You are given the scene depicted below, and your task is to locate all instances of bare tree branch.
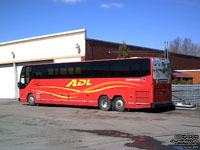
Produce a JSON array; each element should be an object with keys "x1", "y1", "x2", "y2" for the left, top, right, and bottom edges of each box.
[{"x1": 169, "y1": 37, "x2": 200, "y2": 56}]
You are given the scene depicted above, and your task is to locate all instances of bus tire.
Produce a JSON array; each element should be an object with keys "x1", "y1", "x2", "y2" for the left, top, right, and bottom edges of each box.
[
  {"x1": 28, "y1": 94, "x2": 36, "y2": 106},
  {"x1": 113, "y1": 97, "x2": 125, "y2": 112},
  {"x1": 99, "y1": 96, "x2": 111, "y2": 111}
]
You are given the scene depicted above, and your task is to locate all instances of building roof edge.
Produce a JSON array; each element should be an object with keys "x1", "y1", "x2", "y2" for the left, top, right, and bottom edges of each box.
[{"x1": 0, "y1": 29, "x2": 86, "y2": 46}]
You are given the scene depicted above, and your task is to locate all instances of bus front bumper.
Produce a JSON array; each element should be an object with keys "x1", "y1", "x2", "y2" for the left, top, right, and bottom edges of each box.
[{"x1": 151, "y1": 101, "x2": 173, "y2": 108}]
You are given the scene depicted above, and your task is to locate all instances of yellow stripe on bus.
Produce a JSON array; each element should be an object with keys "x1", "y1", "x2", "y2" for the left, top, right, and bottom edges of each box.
[
  {"x1": 83, "y1": 85, "x2": 133, "y2": 93},
  {"x1": 34, "y1": 86, "x2": 80, "y2": 92},
  {"x1": 32, "y1": 90, "x2": 76, "y2": 99}
]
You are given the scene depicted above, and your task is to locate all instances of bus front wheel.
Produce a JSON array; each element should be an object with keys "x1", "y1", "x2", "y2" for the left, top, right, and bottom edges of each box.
[
  {"x1": 113, "y1": 97, "x2": 125, "y2": 112},
  {"x1": 99, "y1": 96, "x2": 111, "y2": 111},
  {"x1": 28, "y1": 94, "x2": 36, "y2": 106}
]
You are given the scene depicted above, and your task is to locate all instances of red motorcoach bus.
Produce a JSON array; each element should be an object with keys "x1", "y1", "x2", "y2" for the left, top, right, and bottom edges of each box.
[{"x1": 18, "y1": 57, "x2": 172, "y2": 111}]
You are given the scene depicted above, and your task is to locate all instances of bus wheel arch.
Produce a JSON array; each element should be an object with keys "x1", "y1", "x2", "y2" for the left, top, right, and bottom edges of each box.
[
  {"x1": 113, "y1": 96, "x2": 125, "y2": 112},
  {"x1": 27, "y1": 93, "x2": 36, "y2": 106},
  {"x1": 98, "y1": 95, "x2": 111, "y2": 111}
]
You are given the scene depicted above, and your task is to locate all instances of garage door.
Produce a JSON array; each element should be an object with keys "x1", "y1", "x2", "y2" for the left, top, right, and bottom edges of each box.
[
  {"x1": 0, "y1": 64, "x2": 15, "y2": 99},
  {"x1": 0, "y1": 60, "x2": 53, "y2": 99}
]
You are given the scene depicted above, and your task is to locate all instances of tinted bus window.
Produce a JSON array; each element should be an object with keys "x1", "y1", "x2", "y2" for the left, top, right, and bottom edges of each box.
[
  {"x1": 30, "y1": 59, "x2": 151, "y2": 79},
  {"x1": 82, "y1": 61, "x2": 109, "y2": 78},
  {"x1": 68, "y1": 67, "x2": 74, "y2": 76},
  {"x1": 129, "y1": 59, "x2": 150, "y2": 77},
  {"x1": 55, "y1": 68, "x2": 59, "y2": 77},
  {"x1": 47, "y1": 68, "x2": 54, "y2": 78},
  {"x1": 75, "y1": 67, "x2": 81, "y2": 76},
  {"x1": 60, "y1": 67, "x2": 67, "y2": 77},
  {"x1": 32, "y1": 65, "x2": 46, "y2": 79},
  {"x1": 94, "y1": 61, "x2": 109, "y2": 77},
  {"x1": 110, "y1": 60, "x2": 129, "y2": 77}
]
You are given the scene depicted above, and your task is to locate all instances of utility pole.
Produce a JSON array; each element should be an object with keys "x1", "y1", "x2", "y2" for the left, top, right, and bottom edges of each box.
[{"x1": 164, "y1": 41, "x2": 169, "y2": 59}]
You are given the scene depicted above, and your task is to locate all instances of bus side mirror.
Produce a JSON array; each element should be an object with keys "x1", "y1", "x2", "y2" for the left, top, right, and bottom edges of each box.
[{"x1": 18, "y1": 82, "x2": 22, "y2": 88}]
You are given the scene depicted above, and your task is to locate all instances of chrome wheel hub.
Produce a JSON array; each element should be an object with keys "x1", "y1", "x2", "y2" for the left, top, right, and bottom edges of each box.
[
  {"x1": 29, "y1": 97, "x2": 34, "y2": 104},
  {"x1": 101, "y1": 100, "x2": 108, "y2": 108},
  {"x1": 116, "y1": 100, "x2": 123, "y2": 109}
]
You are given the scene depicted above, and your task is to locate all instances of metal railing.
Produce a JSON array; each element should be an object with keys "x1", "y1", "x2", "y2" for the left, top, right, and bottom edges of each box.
[{"x1": 172, "y1": 84, "x2": 200, "y2": 106}]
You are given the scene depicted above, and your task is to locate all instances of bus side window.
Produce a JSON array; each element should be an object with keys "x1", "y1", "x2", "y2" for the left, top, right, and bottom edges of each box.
[
  {"x1": 35, "y1": 72, "x2": 43, "y2": 78},
  {"x1": 110, "y1": 60, "x2": 129, "y2": 77},
  {"x1": 75, "y1": 67, "x2": 81, "y2": 77},
  {"x1": 82, "y1": 63, "x2": 91, "y2": 78},
  {"x1": 141, "y1": 60, "x2": 150, "y2": 76},
  {"x1": 92, "y1": 62, "x2": 109, "y2": 77},
  {"x1": 55, "y1": 68, "x2": 59, "y2": 78},
  {"x1": 130, "y1": 60, "x2": 143, "y2": 77},
  {"x1": 130, "y1": 59, "x2": 150, "y2": 77},
  {"x1": 47, "y1": 68, "x2": 54, "y2": 78},
  {"x1": 32, "y1": 66, "x2": 47, "y2": 79},
  {"x1": 60, "y1": 68, "x2": 67, "y2": 78},
  {"x1": 68, "y1": 67, "x2": 74, "y2": 77}
]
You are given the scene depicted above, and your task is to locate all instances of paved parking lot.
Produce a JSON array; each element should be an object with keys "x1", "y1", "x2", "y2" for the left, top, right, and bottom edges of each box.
[{"x1": 0, "y1": 99, "x2": 200, "y2": 150}]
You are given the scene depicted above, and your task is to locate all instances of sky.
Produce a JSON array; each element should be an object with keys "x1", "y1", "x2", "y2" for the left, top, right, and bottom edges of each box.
[{"x1": 0, "y1": 0, "x2": 200, "y2": 50}]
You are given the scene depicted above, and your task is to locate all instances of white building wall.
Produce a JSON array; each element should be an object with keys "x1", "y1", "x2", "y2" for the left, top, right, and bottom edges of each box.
[
  {"x1": 0, "y1": 29, "x2": 86, "y2": 63},
  {"x1": 0, "y1": 29, "x2": 86, "y2": 99}
]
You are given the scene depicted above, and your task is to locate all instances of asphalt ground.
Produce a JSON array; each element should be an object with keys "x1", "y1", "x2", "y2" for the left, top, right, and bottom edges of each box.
[{"x1": 0, "y1": 99, "x2": 200, "y2": 150}]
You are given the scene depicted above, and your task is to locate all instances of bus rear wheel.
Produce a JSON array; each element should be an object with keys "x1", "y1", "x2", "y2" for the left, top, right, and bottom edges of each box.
[
  {"x1": 28, "y1": 94, "x2": 36, "y2": 106},
  {"x1": 99, "y1": 96, "x2": 111, "y2": 111},
  {"x1": 113, "y1": 97, "x2": 125, "y2": 112}
]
